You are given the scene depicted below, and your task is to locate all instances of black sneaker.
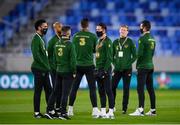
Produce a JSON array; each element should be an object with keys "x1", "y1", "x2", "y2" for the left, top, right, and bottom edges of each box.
[
  {"x1": 44, "y1": 112, "x2": 59, "y2": 119},
  {"x1": 145, "y1": 110, "x2": 157, "y2": 116},
  {"x1": 55, "y1": 109, "x2": 61, "y2": 115},
  {"x1": 34, "y1": 113, "x2": 44, "y2": 118},
  {"x1": 44, "y1": 113, "x2": 54, "y2": 119},
  {"x1": 59, "y1": 113, "x2": 71, "y2": 120}
]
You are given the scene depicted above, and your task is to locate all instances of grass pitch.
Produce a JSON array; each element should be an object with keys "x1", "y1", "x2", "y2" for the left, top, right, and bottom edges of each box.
[{"x1": 0, "y1": 89, "x2": 180, "y2": 124}]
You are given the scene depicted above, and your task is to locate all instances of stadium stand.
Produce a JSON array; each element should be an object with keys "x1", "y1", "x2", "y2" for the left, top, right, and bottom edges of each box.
[
  {"x1": 0, "y1": 0, "x2": 180, "y2": 71},
  {"x1": 0, "y1": 0, "x2": 180, "y2": 56}
]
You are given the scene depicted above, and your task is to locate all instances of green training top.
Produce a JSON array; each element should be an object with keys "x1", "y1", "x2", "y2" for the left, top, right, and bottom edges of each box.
[
  {"x1": 47, "y1": 35, "x2": 60, "y2": 71},
  {"x1": 95, "y1": 36, "x2": 113, "y2": 71},
  {"x1": 136, "y1": 33, "x2": 156, "y2": 69},
  {"x1": 31, "y1": 33, "x2": 50, "y2": 72},
  {"x1": 113, "y1": 37, "x2": 137, "y2": 71},
  {"x1": 54, "y1": 38, "x2": 76, "y2": 73},
  {"x1": 72, "y1": 31, "x2": 97, "y2": 66}
]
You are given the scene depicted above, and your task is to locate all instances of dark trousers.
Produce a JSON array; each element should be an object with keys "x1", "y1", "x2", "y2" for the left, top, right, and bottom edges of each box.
[
  {"x1": 32, "y1": 68, "x2": 52, "y2": 113},
  {"x1": 112, "y1": 69, "x2": 132, "y2": 111},
  {"x1": 97, "y1": 70, "x2": 114, "y2": 109},
  {"x1": 50, "y1": 70, "x2": 61, "y2": 109},
  {"x1": 137, "y1": 69, "x2": 156, "y2": 109},
  {"x1": 69, "y1": 65, "x2": 97, "y2": 107},
  {"x1": 47, "y1": 73, "x2": 73, "y2": 114}
]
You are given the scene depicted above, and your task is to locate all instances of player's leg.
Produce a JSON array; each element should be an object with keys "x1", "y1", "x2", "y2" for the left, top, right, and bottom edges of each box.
[
  {"x1": 129, "y1": 69, "x2": 147, "y2": 116},
  {"x1": 68, "y1": 67, "x2": 83, "y2": 116},
  {"x1": 32, "y1": 68, "x2": 44, "y2": 118},
  {"x1": 85, "y1": 66, "x2": 100, "y2": 118},
  {"x1": 104, "y1": 72, "x2": 115, "y2": 119},
  {"x1": 145, "y1": 69, "x2": 156, "y2": 116},
  {"x1": 43, "y1": 72, "x2": 53, "y2": 104},
  {"x1": 51, "y1": 70, "x2": 61, "y2": 111},
  {"x1": 85, "y1": 66, "x2": 98, "y2": 108},
  {"x1": 68, "y1": 70, "x2": 83, "y2": 106},
  {"x1": 44, "y1": 73, "x2": 61, "y2": 119},
  {"x1": 97, "y1": 78, "x2": 106, "y2": 118},
  {"x1": 122, "y1": 69, "x2": 132, "y2": 114},
  {"x1": 137, "y1": 69, "x2": 147, "y2": 109},
  {"x1": 111, "y1": 71, "x2": 121, "y2": 110},
  {"x1": 59, "y1": 73, "x2": 74, "y2": 120}
]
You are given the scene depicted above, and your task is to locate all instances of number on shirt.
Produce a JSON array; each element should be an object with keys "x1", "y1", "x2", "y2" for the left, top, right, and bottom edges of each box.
[
  {"x1": 79, "y1": 38, "x2": 86, "y2": 46},
  {"x1": 58, "y1": 48, "x2": 63, "y2": 56}
]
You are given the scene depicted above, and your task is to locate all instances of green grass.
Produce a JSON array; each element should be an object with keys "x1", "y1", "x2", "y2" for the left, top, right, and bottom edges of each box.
[{"x1": 0, "y1": 89, "x2": 180, "y2": 124}]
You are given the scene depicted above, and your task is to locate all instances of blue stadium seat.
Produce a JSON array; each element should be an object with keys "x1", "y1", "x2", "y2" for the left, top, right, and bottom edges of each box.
[{"x1": 0, "y1": 0, "x2": 49, "y2": 47}]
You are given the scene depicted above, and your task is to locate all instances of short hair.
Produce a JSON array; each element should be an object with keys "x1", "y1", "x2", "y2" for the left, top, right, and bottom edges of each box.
[
  {"x1": 34, "y1": 19, "x2": 46, "y2": 30},
  {"x1": 53, "y1": 22, "x2": 61, "y2": 28},
  {"x1": 97, "y1": 22, "x2": 107, "y2": 31},
  {"x1": 61, "y1": 26, "x2": 71, "y2": 35},
  {"x1": 81, "y1": 18, "x2": 89, "y2": 28},
  {"x1": 141, "y1": 20, "x2": 151, "y2": 31},
  {"x1": 120, "y1": 25, "x2": 129, "y2": 31}
]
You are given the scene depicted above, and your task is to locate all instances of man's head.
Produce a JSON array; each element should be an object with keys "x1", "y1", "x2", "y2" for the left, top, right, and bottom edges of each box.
[
  {"x1": 34, "y1": 19, "x2": 48, "y2": 35},
  {"x1": 96, "y1": 23, "x2": 107, "y2": 38},
  {"x1": 119, "y1": 25, "x2": 128, "y2": 38},
  {"x1": 61, "y1": 26, "x2": 71, "y2": 38},
  {"x1": 53, "y1": 22, "x2": 62, "y2": 36},
  {"x1": 140, "y1": 20, "x2": 151, "y2": 34},
  {"x1": 81, "y1": 18, "x2": 89, "y2": 29}
]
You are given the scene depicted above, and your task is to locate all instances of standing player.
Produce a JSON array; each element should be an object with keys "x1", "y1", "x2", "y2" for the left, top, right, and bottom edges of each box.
[
  {"x1": 95, "y1": 23, "x2": 114, "y2": 119},
  {"x1": 47, "y1": 22, "x2": 62, "y2": 113},
  {"x1": 112, "y1": 25, "x2": 136, "y2": 114},
  {"x1": 31, "y1": 19, "x2": 52, "y2": 118},
  {"x1": 129, "y1": 20, "x2": 156, "y2": 116},
  {"x1": 45, "y1": 26, "x2": 76, "y2": 120},
  {"x1": 68, "y1": 18, "x2": 99, "y2": 118}
]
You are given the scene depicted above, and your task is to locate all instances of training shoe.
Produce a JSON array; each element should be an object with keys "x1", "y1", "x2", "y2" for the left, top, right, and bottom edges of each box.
[
  {"x1": 55, "y1": 108, "x2": 61, "y2": 115},
  {"x1": 99, "y1": 108, "x2": 107, "y2": 119},
  {"x1": 59, "y1": 113, "x2": 71, "y2": 120},
  {"x1": 44, "y1": 111, "x2": 59, "y2": 119},
  {"x1": 92, "y1": 107, "x2": 100, "y2": 118},
  {"x1": 129, "y1": 108, "x2": 144, "y2": 116},
  {"x1": 145, "y1": 109, "x2": 156, "y2": 116},
  {"x1": 34, "y1": 112, "x2": 44, "y2": 118},
  {"x1": 106, "y1": 112, "x2": 115, "y2": 119},
  {"x1": 67, "y1": 106, "x2": 74, "y2": 116},
  {"x1": 44, "y1": 113, "x2": 54, "y2": 119},
  {"x1": 106, "y1": 109, "x2": 115, "y2": 119}
]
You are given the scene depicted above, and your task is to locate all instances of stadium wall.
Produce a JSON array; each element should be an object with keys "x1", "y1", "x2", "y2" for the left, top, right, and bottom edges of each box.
[
  {"x1": 0, "y1": 72, "x2": 179, "y2": 89},
  {"x1": 1, "y1": 55, "x2": 180, "y2": 72}
]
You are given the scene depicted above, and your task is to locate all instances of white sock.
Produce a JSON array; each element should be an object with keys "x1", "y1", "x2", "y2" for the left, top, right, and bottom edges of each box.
[
  {"x1": 93, "y1": 107, "x2": 98, "y2": 111},
  {"x1": 49, "y1": 110, "x2": 55, "y2": 114},
  {"x1": 56, "y1": 108, "x2": 60, "y2": 110},
  {"x1": 101, "y1": 108, "x2": 106, "y2": 114},
  {"x1": 150, "y1": 109, "x2": 156, "y2": 112},
  {"x1": 69, "y1": 106, "x2": 73, "y2": 111},
  {"x1": 138, "y1": 107, "x2": 144, "y2": 112},
  {"x1": 35, "y1": 112, "x2": 39, "y2": 115},
  {"x1": 109, "y1": 108, "x2": 114, "y2": 114}
]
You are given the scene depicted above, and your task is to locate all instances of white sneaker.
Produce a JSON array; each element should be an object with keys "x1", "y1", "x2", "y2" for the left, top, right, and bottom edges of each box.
[
  {"x1": 106, "y1": 108, "x2": 115, "y2": 119},
  {"x1": 67, "y1": 106, "x2": 74, "y2": 116},
  {"x1": 145, "y1": 109, "x2": 156, "y2": 116},
  {"x1": 106, "y1": 112, "x2": 115, "y2": 119},
  {"x1": 100, "y1": 108, "x2": 107, "y2": 119},
  {"x1": 129, "y1": 108, "x2": 144, "y2": 116},
  {"x1": 92, "y1": 107, "x2": 100, "y2": 118}
]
